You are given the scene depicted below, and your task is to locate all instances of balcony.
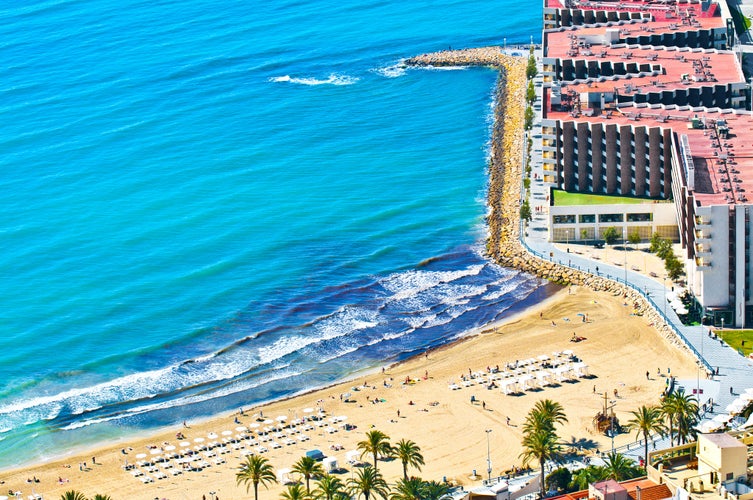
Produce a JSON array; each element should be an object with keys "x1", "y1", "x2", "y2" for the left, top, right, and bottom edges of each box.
[
  {"x1": 694, "y1": 216, "x2": 712, "y2": 230},
  {"x1": 694, "y1": 229, "x2": 711, "y2": 243},
  {"x1": 695, "y1": 257, "x2": 712, "y2": 269}
]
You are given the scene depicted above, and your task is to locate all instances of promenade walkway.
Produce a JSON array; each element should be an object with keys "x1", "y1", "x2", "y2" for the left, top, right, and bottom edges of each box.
[{"x1": 520, "y1": 51, "x2": 752, "y2": 454}]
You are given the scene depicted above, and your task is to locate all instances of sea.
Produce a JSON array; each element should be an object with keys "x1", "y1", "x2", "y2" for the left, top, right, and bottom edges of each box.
[{"x1": 0, "y1": 0, "x2": 549, "y2": 468}]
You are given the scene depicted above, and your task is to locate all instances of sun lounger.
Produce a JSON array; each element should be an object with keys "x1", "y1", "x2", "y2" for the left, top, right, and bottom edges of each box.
[
  {"x1": 139, "y1": 476, "x2": 153, "y2": 483},
  {"x1": 213, "y1": 457, "x2": 226, "y2": 465},
  {"x1": 256, "y1": 445, "x2": 268, "y2": 453},
  {"x1": 170, "y1": 468, "x2": 182, "y2": 476},
  {"x1": 154, "y1": 471, "x2": 167, "y2": 480},
  {"x1": 299, "y1": 434, "x2": 310, "y2": 441},
  {"x1": 270, "y1": 441, "x2": 282, "y2": 449},
  {"x1": 448, "y1": 383, "x2": 460, "y2": 390}
]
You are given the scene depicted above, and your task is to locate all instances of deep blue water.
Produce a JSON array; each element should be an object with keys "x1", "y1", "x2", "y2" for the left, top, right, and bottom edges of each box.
[{"x1": 0, "y1": 0, "x2": 544, "y2": 467}]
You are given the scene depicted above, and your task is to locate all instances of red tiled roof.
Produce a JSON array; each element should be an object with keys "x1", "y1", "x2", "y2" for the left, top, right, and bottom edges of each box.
[{"x1": 627, "y1": 483, "x2": 673, "y2": 500}]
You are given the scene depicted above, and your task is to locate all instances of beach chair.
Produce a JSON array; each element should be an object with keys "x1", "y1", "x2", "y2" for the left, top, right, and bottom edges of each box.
[
  {"x1": 256, "y1": 445, "x2": 268, "y2": 453},
  {"x1": 139, "y1": 476, "x2": 153, "y2": 484},
  {"x1": 213, "y1": 457, "x2": 226, "y2": 465},
  {"x1": 299, "y1": 434, "x2": 310, "y2": 441},
  {"x1": 270, "y1": 441, "x2": 282, "y2": 449},
  {"x1": 170, "y1": 468, "x2": 182, "y2": 476},
  {"x1": 154, "y1": 471, "x2": 167, "y2": 480}
]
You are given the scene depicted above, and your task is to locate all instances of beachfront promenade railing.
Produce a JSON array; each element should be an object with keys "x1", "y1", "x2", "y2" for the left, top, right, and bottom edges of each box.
[{"x1": 516, "y1": 230, "x2": 713, "y2": 374}]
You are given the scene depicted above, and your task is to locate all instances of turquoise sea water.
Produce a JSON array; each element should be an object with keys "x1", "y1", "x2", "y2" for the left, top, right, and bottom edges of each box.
[{"x1": 0, "y1": 0, "x2": 545, "y2": 467}]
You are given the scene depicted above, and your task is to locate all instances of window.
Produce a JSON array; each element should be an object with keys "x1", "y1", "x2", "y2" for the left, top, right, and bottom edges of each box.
[
  {"x1": 579, "y1": 214, "x2": 596, "y2": 223},
  {"x1": 553, "y1": 215, "x2": 576, "y2": 224},
  {"x1": 599, "y1": 213, "x2": 624, "y2": 223},
  {"x1": 627, "y1": 213, "x2": 653, "y2": 222}
]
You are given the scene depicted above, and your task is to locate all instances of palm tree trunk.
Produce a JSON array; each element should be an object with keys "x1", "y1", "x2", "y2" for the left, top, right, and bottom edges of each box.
[
  {"x1": 403, "y1": 461, "x2": 408, "y2": 480},
  {"x1": 306, "y1": 476, "x2": 310, "y2": 493},
  {"x1": 373, "y1": 452, "x2": 378, "y2": 471},
  {"x1": 540, "y1": 459, "x2": 546, "y2": 499},
  {"x1": 254, "y1": 482, "x2": 259, "y2": 500}
]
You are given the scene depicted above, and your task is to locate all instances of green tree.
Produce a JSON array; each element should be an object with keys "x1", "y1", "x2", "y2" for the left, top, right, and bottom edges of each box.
[
  {"x1": 649, "y1": 232, "x2": 663, "y2": 253},
  {"x1": 569, "y1": 466, "x2": 604, "y2": 491},
  {"x1": 665, "y1": 254, "x2": 684, "y2": 281},
  {"x1": 672, "y1": 390, "x2": 700, "y2": 444},
  {"x1": 390, "y1": 477, "x2": 426, "y2": 500},
  {"x1": 348, "y1": 466, "x2": 389, "y2": 500},
  {"x1": 603, "y1": 226, "x2": 619, "y2": 245},
  {"x1": 237, "y1": 455, "x2": 278, "y2": 500},
  {"x1": 292, "y1": 455, "x2": 325, "y2": 493},
  {"x1": 546, "y1": 467, "x2": 572, "y2": 493},
  {"x1": 520, "y1": 199, "x2": 532, "y2": 222},
  {"x1": 424, "y1": 481, "x2": 451, "y2": 500},
  {"x1": 357, "y1": 430, "x2": 393, "y2": 472},
  {"x1": 313, "y1": 475, "x2": 346, "y2": 500},
  {"x1": 282, "y1": 484, "x2": 310, "y2": 500},
  {"x1": 626, "y1": 405, "x2": 666, "y2": 467},
  {"x1": 395, "y1": 438, "x2": 425, "y2": 480},
  {"x1": 580, "y1": 228, "x2": 589, "y2": 242},
  {"x1": 628, "y1": 230, "x2": 641, "y2": 245},
  {"x1": 520, "y1": 427, "x2": 561, "y2": 498},
  {"x1": 527, "y1": 80, "x2": 536, "y2": 104},
  {"x1": 520, "y1": 400, "x2": 567, "y2": 498},
  {"x1": 527, "y1": 53, "x2": 538, "y2": 79},
  {"x1": 524, "y1": 105, "x2": 534, "y2": 130},
  {"x1": 61, "y1": 492, "x2": 87, "y2": 500},
  {"x1": 601, "y1": 452, "x2": 638, "y2": 481},
  {"x1": 92, "y1": 496, "x2": 113, "y2": 500}
]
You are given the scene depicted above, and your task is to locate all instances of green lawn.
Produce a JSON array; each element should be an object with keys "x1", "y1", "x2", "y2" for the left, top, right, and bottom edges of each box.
[
  {"x1": 552, "y1": 190, "x2": 659, "y2": 206},
  {"x1": 714, "y1": 329, "x2": 753, "y2": 357}
]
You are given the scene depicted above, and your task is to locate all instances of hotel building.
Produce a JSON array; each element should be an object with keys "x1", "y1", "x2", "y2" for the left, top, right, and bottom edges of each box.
[{"x1": 539, "y1": 0, "x2": 753, "y2": 326}]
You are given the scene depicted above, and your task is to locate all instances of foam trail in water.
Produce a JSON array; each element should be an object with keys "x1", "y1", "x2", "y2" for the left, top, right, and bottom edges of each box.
[{"x1": 269, "y1": 74, "x2": 359, "y2": 85}]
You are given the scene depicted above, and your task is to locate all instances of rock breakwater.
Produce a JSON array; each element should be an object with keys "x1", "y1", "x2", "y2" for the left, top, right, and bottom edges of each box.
[{"x1": 406, "y1": 48, "x2": 696, "y2": 360}]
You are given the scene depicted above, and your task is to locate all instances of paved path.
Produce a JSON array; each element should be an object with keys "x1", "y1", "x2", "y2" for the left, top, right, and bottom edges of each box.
[{"x1": 521, "y1": 53, "x2": 752, "y2": 451}]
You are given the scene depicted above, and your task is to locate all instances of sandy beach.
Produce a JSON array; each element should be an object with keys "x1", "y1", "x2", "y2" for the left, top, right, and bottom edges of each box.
[{"x1": 1, "y1": 286, "x2": 699, "y2": 500}]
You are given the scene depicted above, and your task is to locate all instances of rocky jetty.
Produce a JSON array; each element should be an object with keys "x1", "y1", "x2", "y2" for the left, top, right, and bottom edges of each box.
[{"x1": 405, "y1": 47, "x2": 695, "y2": 359}]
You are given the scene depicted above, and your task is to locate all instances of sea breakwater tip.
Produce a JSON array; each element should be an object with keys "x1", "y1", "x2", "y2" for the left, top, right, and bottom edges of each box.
[{"x1": 405, "y1": 47, "x2": 525, "y2": 68}]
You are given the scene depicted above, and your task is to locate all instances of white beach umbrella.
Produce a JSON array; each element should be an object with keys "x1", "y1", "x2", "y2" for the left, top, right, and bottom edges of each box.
[
  {"x1": 221, "y1": 430, "x2": 233, "y2": 436},
  {"x1": 249, "y1": 423, "x2": 260, "y2": 429},
  {"x1": 136, "y1": 453, "x2": 147, "y2": 459},
  {"x1": 150, "y1": 448, "x2": 162, "y2": 455},
  {"x1": 235, "y1": 426, "x2": 248, "y2": 432},
  {"x1": 207, "y1": 432, "x2": 218, "y2": 439},
  {"x1": 303, "y1": 407, "x2": 314, "y2": 414},
  {"x1": 179, "y1": 441, "x2": 190, "y2": 448},
  {"x1": 164, "y1": 445, "x2": 176, "y2": 451},
  {"x1": 263, "y1": 419, "x2": 274, "y2": 425},
  {"x1": 538, "y1": 354, "x2": 549, "y2": 361},
  {"x1": 562, "y1": 349, "x2": 574, "y2": 356},
  {"x1": 276, "y1": 415, "x2": 287, "y2": 422},
  {"x1": 194, "y1": 437, "x2": 205, "y2": 443}
]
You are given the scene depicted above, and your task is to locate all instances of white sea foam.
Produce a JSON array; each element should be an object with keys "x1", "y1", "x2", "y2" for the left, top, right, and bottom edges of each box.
[
  {"x1": 269, "y1": 74, "x2": 359, "y2": 86},
  {"x1": 373, "y1": 64, "x2": 406, "y2": 78}
]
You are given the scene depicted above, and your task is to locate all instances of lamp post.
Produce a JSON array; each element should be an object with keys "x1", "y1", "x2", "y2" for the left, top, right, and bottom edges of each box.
[
  {"x1": 486, "y1": 429, "x2": 493, "y2": 481},
  {"x1": 566, "y1": 229, "x2": 570, "y2": 252}
]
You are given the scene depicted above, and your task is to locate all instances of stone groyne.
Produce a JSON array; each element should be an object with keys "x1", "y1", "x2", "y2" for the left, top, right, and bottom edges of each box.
[{"x1": 406, "y1": 48, "x2": 694, "y2": 359}]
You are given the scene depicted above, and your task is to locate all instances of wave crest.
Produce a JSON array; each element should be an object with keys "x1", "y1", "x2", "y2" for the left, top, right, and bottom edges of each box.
[{"x1": 269, "y1": 74, "x2": 359, "y2": 86}]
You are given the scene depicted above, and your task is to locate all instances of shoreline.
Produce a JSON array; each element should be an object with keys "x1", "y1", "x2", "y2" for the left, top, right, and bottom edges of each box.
[
  {"x1": 1, "y1": 279, "x2": 561, "y2": 474},
  {"x1": 0, "y1": 285, "x2": 700, "y2": 499}
]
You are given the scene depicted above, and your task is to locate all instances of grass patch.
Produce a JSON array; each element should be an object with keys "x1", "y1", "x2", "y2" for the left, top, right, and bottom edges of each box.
[
  {"x1": 714, "y1": 329, "x2": 753, "y2": 357},
  {"x1": 553, "y1": 190, "x2": 659, "y2": 206}
]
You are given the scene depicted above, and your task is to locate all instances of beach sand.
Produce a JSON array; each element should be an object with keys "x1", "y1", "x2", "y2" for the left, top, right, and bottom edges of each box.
[{"x1": 1, "y1": 287, "x2": 699, "y2": 500}]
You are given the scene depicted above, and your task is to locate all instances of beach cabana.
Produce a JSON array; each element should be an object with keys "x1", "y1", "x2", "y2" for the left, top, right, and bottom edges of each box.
[
  {"x1": 346, "y1": 449, "x2": 361, "y2": 465},
  {"x1": 277, "y1": 468, "x2": 294, "y2": 484},
  {"x1": 518, "y1": 374, "x2": 534, "y2": 391},
  {"x1": 323, "y1": 456, "x2": 338, "y2": 473},
  {"x1": 500, "y1": 378, "x2": 517, "y2": 395},
  {"x1": 572, "y1": 362, "x2": 589, "y2": 378},
  {"x1": 535, "y1": 370, "x2": 553, "y2": 387}
]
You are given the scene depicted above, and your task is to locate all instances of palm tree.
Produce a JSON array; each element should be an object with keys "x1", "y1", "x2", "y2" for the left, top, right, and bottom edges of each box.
[
  {"x1": 237, "y1": 455, "x2": 278, "y2": 500},
  {"x1": 520, "y1": 427, "x2": 561, "y2": 498},
  {"x1": 569, "y1": 466, "x2": 603, "y2": 491},
  {"x1": 626, "y1": 405, "x2": 666, "y2": 467},
  {"x1": 424, "y1": 480, "x2": 451, "y2": 500},
  {"x1": 292, "y1": 455, "x2": 325, "y2": 493},
  {"x1": 395, "y1": 439, "x2": 425, "y2": 480},
  {"x1": 92, "y1": 496, "x2": 113, "y2": 500},
  {"x1": 61, "y1": 492, "x2": 87, "y2": 500},
  {"x1": 282, "y1": 484, "x2": 310, "y2": 500},
  {"x1": 601, "y1": 452, "x2": 637, "y2": 481},
  {"x1": 357, "y1": 430, "x2": 393, "y2": 471},
  {"x1": 673, "y1": 391, "x2": 700, "y2": 445},
  {"x1": 661, "y1": 390, "x2": 699, "y2": 446},
  {"x1": 313, "y1": 474, "x2": 346, "y2": 500},
  {"x1": 390, "y1": 477, "x2": 426, "y2": 500},
  {"x1": 660, "y1": 394, "x2": 678, "y2": 446},
  {"x1": 348, "y1": 465, "x2": 389, "y2": 500},
  {"x1": 531, "y1": 399, "x2": 568, "y2": 430}
]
